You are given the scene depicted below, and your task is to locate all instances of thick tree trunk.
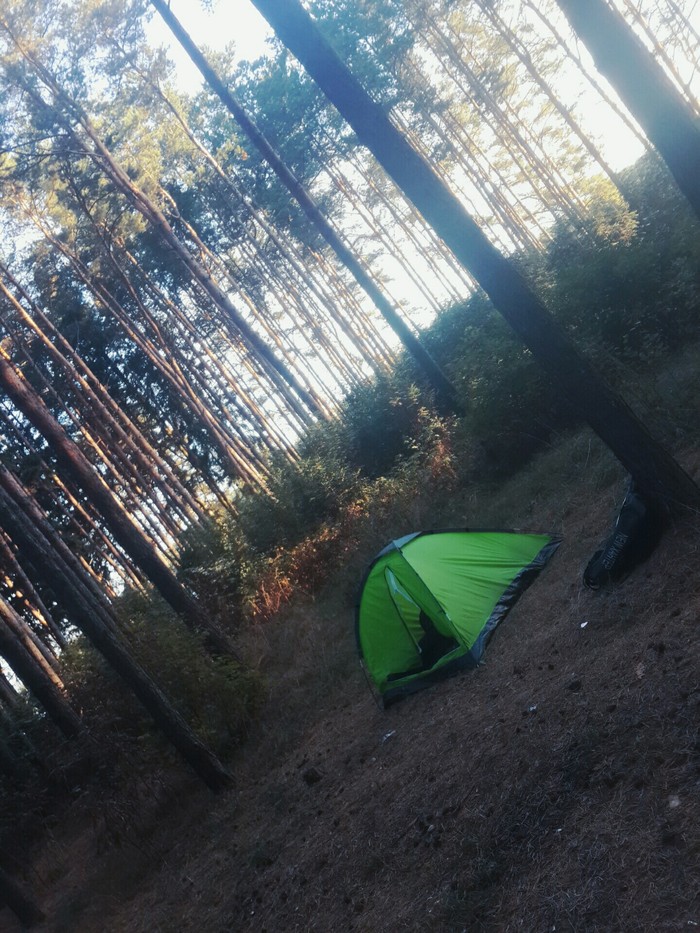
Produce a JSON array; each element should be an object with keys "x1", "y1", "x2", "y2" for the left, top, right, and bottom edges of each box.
[
  {"x1": 0, "y1": 485, "x2": 233, "y2": 792},
  {"x1": 555, "y1": 0, "x2": 700, "y2": 222},
  {"x1": 150, "y1": 0, "x2": 463, "y2": 416},
  {"x1": 620, "y1": 0, "x2": 700, "y2": 115},
  {"x1": 521, "y1": 0, "x2": 649, "y2": 151},
  {"x1": 0, "y1": 349, "x2": 238, "y2": 657},
  {"x1": 248, "y1": 0, "x2": 700, "y2": 513}
]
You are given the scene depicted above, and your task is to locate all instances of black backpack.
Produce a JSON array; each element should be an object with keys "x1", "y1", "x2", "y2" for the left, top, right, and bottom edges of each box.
[{"x1": 583, "y1": 482, "x2": 663, "y2": 590}]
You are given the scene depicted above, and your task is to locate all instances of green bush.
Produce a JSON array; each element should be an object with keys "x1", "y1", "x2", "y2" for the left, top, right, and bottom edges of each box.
[
  {"x1": 236, "y1": 445, "x2": 362, "y2": 553},
  {"x1": 178, "y1": 511, "x2": 251, "y2": 621},
  {"x1": 543, "y1": 157, "x2": 700, "y2": 362},
  {"x1": 61, "y1": 592, "x2": 264, "y2": 755}
]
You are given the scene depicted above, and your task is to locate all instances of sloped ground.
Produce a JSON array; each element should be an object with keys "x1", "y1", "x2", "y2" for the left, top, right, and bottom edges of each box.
[{"x1": 4, "y1": 436, "x2": 700, "y2": 932}]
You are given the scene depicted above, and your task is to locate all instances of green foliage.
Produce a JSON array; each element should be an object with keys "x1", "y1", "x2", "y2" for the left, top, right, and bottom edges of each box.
[
  {"x1": 178, "y1": 441, "x2": 367, "y2": 616},
  {"x1": 542, "y1": 156, "x2": 700, "y2": 364},
  {"x1": 328, "y1": 377, "x2": 432, "y2": 478},
  {"x1": 177, "y1": 513, "x2": 251, "y2": 620},
  {"x1": 61, "y1": 592, "x2": 264, "y2": 755},
  {"x1": 414, "y1": 294, "x2": 571, "y2": 473},
  {"x1": 237, "y1": 447, "x2": 362, "y2": 554}
]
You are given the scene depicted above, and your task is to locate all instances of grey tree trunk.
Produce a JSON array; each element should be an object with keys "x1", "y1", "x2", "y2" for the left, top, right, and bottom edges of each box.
[
  {"x1": 554, "y1": 0, "x2": 700, "y2": 223},
  {"x1": 248, "y1": 0, "x2": 700, "y2": 513}
]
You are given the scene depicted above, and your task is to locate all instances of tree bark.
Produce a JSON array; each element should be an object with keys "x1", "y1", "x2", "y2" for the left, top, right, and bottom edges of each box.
[
  {"x1": 620, "y1": 0, "x2": 700, "y2": 115},
  {"x1": 0, "y1": 670, "x2": 19, "y2": 710},
  {"x1": 555, "y1": 0, "x2": 700, "y2": 222},
  {"x1": 474, "y1": 0, "x2": 628, "y2": 196},
  {"x1": 0, "y1": 529, "x2": 65, "y2": 649},
  {"x1": 521, "y1": 0, "x2": 649, "y2": 152},
  {"x1": 0, "y1": 468, "x2": 124, "y2": 636},
  {"x1": 0, "y1": 592, "x2": 62, "y2": 681},
  {"x1": 248, "y1": 0, "x2": 700, "y2": 513}
]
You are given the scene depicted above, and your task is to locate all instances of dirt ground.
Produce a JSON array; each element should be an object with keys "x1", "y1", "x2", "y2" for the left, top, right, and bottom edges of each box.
[{"x1": 3, "y1": 443, "x2": 700, "y2": 932}]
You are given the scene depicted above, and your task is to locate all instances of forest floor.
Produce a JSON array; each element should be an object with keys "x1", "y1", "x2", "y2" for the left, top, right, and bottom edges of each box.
[{"x1": 3, "y1": 431, "x2": 700, "y2": 932}]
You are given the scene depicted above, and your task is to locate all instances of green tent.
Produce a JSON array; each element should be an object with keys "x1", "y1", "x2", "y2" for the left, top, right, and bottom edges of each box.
[{"x1": 356, "y1": 530, "x2": 560, "y2": 706}]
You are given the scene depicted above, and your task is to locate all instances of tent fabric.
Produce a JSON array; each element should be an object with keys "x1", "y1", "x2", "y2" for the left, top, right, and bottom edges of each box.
[{"x1": 356, "y1": 529, "x2": 560, "y2": 706}]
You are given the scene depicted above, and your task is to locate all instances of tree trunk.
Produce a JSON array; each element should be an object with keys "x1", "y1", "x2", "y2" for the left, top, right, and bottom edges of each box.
[
  {"x1": 0, "y1": 468, "x2": 125, "y2": 637},
  {"x1": 620, "y1": 0, "x2": 700, "y2": 115},
  {"x1": 555, "y1": 0, "x2": 700, "y2": 222},
  {"x1": 0, "y1": 593, "x2": 62, "y2": 681},
  {"x1": 521, "y1": 0, "x2": 649, "y2": 151},
  {"x1": 0, "y1": 348, "x2": 238, "y2": 657},
  {"x1": 150, "y1": 0, "x2": 464, "y2": 416},
  {"x1": 248, "y1": 0, "x2": 700, "y2": 513},
  {"x1": 0, "y1": 599, "x2": 83, "y2": 739},
  {"x1": 474, "y1": 0, "x2": 628, "y2": 197},
  {"x1": 0, "y1": 530, "x2": 65, "y2": 649},
  {"x1": 0, "y1": 485, "x2": 233, "y2": 792},
  {"x1": 1, "y1": 263, "x2": 199, "y2": 529},
  {"x1": 0, "y1": 670, "x2": 19, "y2": 710}
]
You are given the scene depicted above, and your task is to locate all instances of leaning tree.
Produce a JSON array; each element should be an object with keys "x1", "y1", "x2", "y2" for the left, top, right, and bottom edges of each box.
[{"x1": 248, "y1": 0, "x2": 700, "y2": 513}]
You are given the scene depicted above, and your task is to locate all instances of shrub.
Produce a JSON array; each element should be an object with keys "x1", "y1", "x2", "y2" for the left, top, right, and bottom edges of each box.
[
  {"x1": 236, "y1": 446, "x2": 362, "y2": 553},
  {"x1": 178, "y1": 511, "x2": 251, "y2": 622},
  {"x1": 61, "y1": 592, "x2": 264, "y2": 755}
]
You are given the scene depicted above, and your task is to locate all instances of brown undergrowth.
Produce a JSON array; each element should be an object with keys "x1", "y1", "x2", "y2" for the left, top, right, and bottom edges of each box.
[
  {"x1": 248, "y1": 412, "x2": 462, "y2": 625},
  {"x1": 3, "y1": 430, "x2": 700, "y2": 933}
]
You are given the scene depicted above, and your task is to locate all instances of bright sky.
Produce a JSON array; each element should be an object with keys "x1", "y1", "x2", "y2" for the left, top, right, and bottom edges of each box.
[{"x1": 146, "y1": 0, "x2": 273, "y2": 82}]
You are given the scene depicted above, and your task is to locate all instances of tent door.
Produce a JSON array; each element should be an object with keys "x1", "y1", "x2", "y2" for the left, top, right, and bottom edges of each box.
[{"x1": 385, "y1": 569, "x2": 457, "y2": 671}]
